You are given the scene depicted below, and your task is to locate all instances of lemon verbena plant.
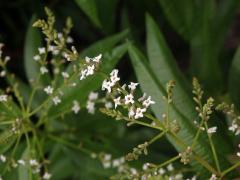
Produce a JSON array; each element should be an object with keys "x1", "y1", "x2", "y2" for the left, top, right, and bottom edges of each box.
[{"x1": 0, "y1": 7, "x2": 240, "y2": 180}]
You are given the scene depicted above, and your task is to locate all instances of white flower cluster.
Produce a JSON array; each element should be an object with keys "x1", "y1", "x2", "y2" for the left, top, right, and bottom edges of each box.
[
  {"x1": 229, "y1": 120, "x2": 240, "y2": 135},
  {"x1": 100, "y1": 153, "x2": 125, "y2": 171},
  {"x1": 102, "y1": 69, "x2": 155, "y2": 120},
  {"x1": 86, "y1": 92, "x2": 98, "y2": 114},
  {"x1": 80, "y1": 54, "x2": 102, "y2": 80}
]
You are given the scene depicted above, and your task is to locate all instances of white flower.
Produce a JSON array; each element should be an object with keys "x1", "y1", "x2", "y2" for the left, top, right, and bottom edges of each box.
[
  {"x1": 142, "y1": 163, "x2": 150, "y2": 170},
  {"x1": 85, "y1": 54, "x2": 102, "y2": 63},
  {"x1": 207, "y1": 126, "x2": 217, "y2": 134},
  {"x1": 175, "y1": 174, "x2": 183, "y2": 180},
  {"x1": 142, "y1": 96, "x2": 155, "y2": 107},
  {"x1": 38, "y1": 47, "x2": 46, "y2": 54},
  {"x1": 52, "y1": 49, "x2": 59, "y2": 55},
  {"x1": 0, "y1": 70, "x2": 6, "y2": 77},
  {"x1": 103, "y1": 161, "x2": 111, "y2": 169},
  {"x1": 57, "y1": 33, "x2": 63, "y2": 39},
  {"x1": 87, "y1": 101, "x2": 95, "y2": 114},
  {"x1": 43, "y1": 172, "x2": 52, "y2": 180},
  {"x1": 105, "y1": 102, "x2": 113, "y2": 109},
  {"x1": 86, "y1": 65, "x2": 95, "y2": 76},
  {"x1": 237, "y1": 152, "x2": 240, "y2": 157},
  {"x1": 44, "y1": 86, "x2": 53, "y2": 95},
  {"x1": 72, "y1": 101, "x2": 80, "y2": 114},
  {"x1": 93, "y1": 54, "x2": 102, "y2": 63},
  {"x1": 128, "y1": 107, "x2": 135, "y2": 118},
  {"x1": 40, "y1": 66, "x2": 49, "y2": 74},
  {"x1": 33, "y1": 55, "x2": 40, "y2": 61},
  {"x1": 104, "y1": 154, "x2": 111, "y2": 161},
  {"x1": 158, "y1": 168, "x2": 165, "y2": 175},
  {"x1": 66, "y1": 36, "x2": 73, "y2": 43},
  {"x1": 29, "y1": 159, "x2": 38, "y2": 166},
  {"x1": 0, "y1": 155, "x2": 6, "y2": 162},
  {"x1": 61, "y1": 72, "x2": 69, "y2": 79},
  {"x1": 128, "y1": 82, "x2": 138, "y2": 91},
  {"x1": 113, "y1": 97, "x2": 121, "y2": 109},
  {"x1": 48, "y1": 45, "x2": 55, "y2": 52},
  {"x1": 80, "y1": 69, "x2": 87, "y2": 80},
  {"x1": 124, "y1": 94, "x2": 134, "y2": 105},
  {"x1": 134, "y1": 108, "x2": 146, "y2": 119},
  {"x1": 167, "y1": 163, "x2": 174, "y2": 171},
  {"x1": 110, "y1": 69, "x2": 120, "y2": 84},
  {"x1": 88, "y1": 92, "x2": 98, "y2": 101},
  {"x1": 210, "y1": 174, "x2": 217, "y2": 180},
  {"x1": 52, "y1": 96, "x2": 61, "y2": 105},
  {"x1": 0, "y1": 95, "x2": 7, "y2": 102},
  {"x1": 17, "y1": 159, "x2": 25, "y2": 165},
  {"x1": 102, "y1": 80, "x2": 112, "y2": 93}
]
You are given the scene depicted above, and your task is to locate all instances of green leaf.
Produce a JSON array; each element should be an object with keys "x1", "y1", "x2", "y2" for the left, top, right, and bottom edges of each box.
[
  {"x1": 18, "y1": 148, "x2": 29, "y2": 180},
  {"x1": 229, "y1": 46, "x2": 240, "y2": 108},
  {"x1": 146, "y1": 14, "x2": 195, "y2": 121},
  {"x1": 158, "y1": 0, "x2": 194, "y2": 40},
  {"x1": 128, "y1": 43, "x2": 231, "y2": 178},
  {"x1": 75, "y1": 0, "x2": 101, "y2": 28},
  {"x1": 79, "y1": 29, "x2": 129, "y2": 58},
  {"x1": 24, "y1": 15, "x2": 42, "y2": 83}
]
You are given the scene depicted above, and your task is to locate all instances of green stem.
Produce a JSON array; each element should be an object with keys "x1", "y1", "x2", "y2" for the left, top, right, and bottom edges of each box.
[
  {"x1": 48, "y1": 134, "x2": 92, "y2": 155},
  {"x1": 221, "y1": 161, "x2": 240, "y2": 178},
  {"x1": 149, "y1": 131, "x2": 166, "y2": 145},
  {"x1": 204, "y1": 122, "x2": 221, "y2": 173},
  {"x1": 191, "y1": 118, "x2": 205, "y2": 149}
]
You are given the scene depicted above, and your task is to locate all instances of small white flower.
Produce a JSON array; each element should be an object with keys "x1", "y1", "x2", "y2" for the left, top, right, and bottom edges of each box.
[
  {"x1": 0, "y1": 155, "x2": 6, "y2": 162},
  {"x1": 80, "y1": 69, "x2": 87, "y2": 80},
  {"x1": 0, "y1": 95, "x2": 7, "y2": 102},
  {"x1": 104, "y1": 154, "x2": 111, "y2": 161},
  {"x1": 72, "y1": 101, "x2": 80, "y2": 114},
  {"x1": 142, "y1": 96, "x2": 155, "y2": 107},
  {"x1": 61, "y1": 72, "x2": 69, "y2": 79},
  {"x1": 210, "y1": 174, "x2": 217, "y2": 180},
  {"x1": 207, "y1": 126, "x2": 217, "y2": 134},
  {"x1": 237, "y1": 152, "x2": 240, "y2": 157},
  {"x1": 128, "y1": 107, "x2": 135, "y2": 118},
  {"x1": 93, "y1": 54, "x2": 102, "y2": 63},
  {"x1": 167, "y1": 163, "x2": 174, "y2": 171},
  {"x1": 38, "y1": 47, "x2": 46, "y2": 54},
  {"x1": 48, "y1": 45, "x2": 55, "y2": 52},
  {"x1": 87, "y1": 101, "x2": 95, "y2": 114},
  {"x1": 66, "y1": 36, "x2": 73, "y2": 43},
  {"x1": 128, "y1": 82, "x2": 138, "y2": 91},
  {"x1": 57, "y1": 33, "x2": 63, "y2": 39},
  {"x1": 0, "y1": 70, "x2": 6, "y2": 77},
  {"x1": 86, "y1": 65, "x2": 95, "y2": 76},
  {"x1": 142, "y1": 163, "x2": 150, "y2": 170},
  {"x1": 33, "y1": 55, "x2": 41, "y2": 61},
  {"x1": 103, "y1": 161, "x2": 111, "y2": 169},
  {"x1": 52, "y1": 49, "x2": 59, "y2": 55},
  {"x1": 158, "y1": 168, "x2": 165, "y2": 175},
  {"x1": 112, "y1": 159, "x2": 121, "y2": 167},
  {"x1": 175, "y1": 174, "x2": 183, "y2": 180},
  {"x1": 29, "y1": 159, "x2": 38, "y2": 166},
  {"x1": 124, "y1": 94, "x2": 134, "y2": 105},
  {"x1": 40, "y1": 66, "x2": 49, "y2": 74},
  {"x1": 88, "y1": 92, "x2": 98, "y2": 101},
  {"x1": 43, "y1": 172, "x2": 52, "y2": 180},
  {"x1": 105, "y1": 102, "x2": 113, "y2": 109},
  {"x1": 102, "y1": 80, "x2": 112, "y2": 93},
  {"x1": 113, "y1": 97, "x2": 121, "y2": 109},
  {"x1": 44, "y1": 86, "x2": 53, "y2": 95},
  {"x1": 17, "y1": 159, "x2": 25, "y2": 165},
  {"x1": 52, "y1": 96, "x2": 61, "y2": 105},
  {"x1": 134, "y1": 108, "x2": 146, "y2": 119},
  {"x1": 110, "y1": 69, "x2": 120, "y2": 84}
]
